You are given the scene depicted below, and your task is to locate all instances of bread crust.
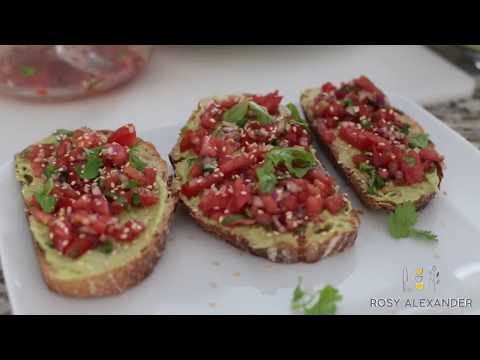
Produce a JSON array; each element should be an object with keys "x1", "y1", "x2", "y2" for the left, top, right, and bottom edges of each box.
[
  {"x1": 16, "y1": 132, "x2": 178, "y2": 297},
  {"x1": 301, "y1": 90, "x2": 444, "y2": 212},
  {"x1": 170, "y1": 95, "x2": 360, "y2": 264}
]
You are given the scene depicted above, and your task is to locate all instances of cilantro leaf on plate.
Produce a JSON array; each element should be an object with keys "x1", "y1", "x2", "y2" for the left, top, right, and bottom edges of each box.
[
  {"x1": 388, "y1": 201, "x2": 438, "y2": 241},
  {"x1": 291, "y1": 277, "x2": 342, "y2": 315}
]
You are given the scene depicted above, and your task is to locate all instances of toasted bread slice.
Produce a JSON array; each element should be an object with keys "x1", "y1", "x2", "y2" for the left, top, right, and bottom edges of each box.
[
  {"x1": 15, "y1": 128, "x2": 177, "y2": 297},
  {"x1": 301, "y1": 77, "x2": 444, "y2": 212},
  {"x1": 170, "y1": 93, "x2": 360, "y2": 263}
]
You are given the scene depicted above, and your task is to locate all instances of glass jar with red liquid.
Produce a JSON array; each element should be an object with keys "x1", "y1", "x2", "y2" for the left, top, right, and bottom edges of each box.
[{"x1": 0, "y1": 45, "x2": 153, "y2": 100}]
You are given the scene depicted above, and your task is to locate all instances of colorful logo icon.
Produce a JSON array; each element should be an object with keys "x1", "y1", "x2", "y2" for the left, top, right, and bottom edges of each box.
[{"x1": 403, "y1": 265, "x2": 439, "y2": 292}]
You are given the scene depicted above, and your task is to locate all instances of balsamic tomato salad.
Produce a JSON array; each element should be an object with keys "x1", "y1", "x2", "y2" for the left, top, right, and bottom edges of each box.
[
  {"x1": 22, "y1": 124, "x2": 160, "y2": 259},
  {"x1": 178, "y1": 92, "x2": 349, "y2": 233},
  {"x1": 307, "y1": 76, "x2": 444, "y2": 194}
]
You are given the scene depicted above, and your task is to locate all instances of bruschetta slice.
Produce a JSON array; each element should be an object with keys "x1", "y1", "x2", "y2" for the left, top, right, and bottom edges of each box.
[
  {"x1": 170, "y1": 92, "x2": 360, "y2": 263},
  {"x1": 301, "y1": 76, "x2": 444, "y2": 212},
  {"x1": 15, "y1": 124, "x2": 177, "y2": 297}
]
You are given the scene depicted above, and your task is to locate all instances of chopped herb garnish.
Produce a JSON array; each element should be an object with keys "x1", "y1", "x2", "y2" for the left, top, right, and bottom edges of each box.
[
  {"x1": 256, "y1": 159, "x2": 277, "y2": 193},
  {"x1": 105, "y1": 192, "x2": 127, "y2": 205},
  {"x1": 223, "y1": 101, "x2": 249, "y2": 127},
  {"x1": 20, "y1": 66, "x2": 36, "y2": 77},
  {"x1": 131, "y1": 193, "x2": 141, "y2": 206},
  {"x1": 53, "y1": 129, "x2": 73, "y2": 137},
  {"x1": 404, "y1": 156, "x2": 417, "y2": 167},
  {"x1": 124, "y1": 179, "x2": 139, "y2": 190},
  {"x1": 203, "y1": 159, "x2": 218, "y2": 173},
  {"x1": 291, "y1": 278, "x2": 342, "y2": 315},
  {"x1": 286, "y1": 103, "x2": 310, "y2": 132},
  {"x1": 76, "y1": 147, "x2": 103, "y2": 180},
  {"x1": 249, "y1": 101, "x2": 273, "y2": 125},
  {"x1": 221, "y1": 214, "x2": 247, "y2": 225},
  {"x1": 360, "y1": 118, "x2": 372, "y2": 129},
  {"x1": 129, "y1": 147, "x2": 147, "y2": 172},
  {"x1": 399, "y1": 123, "x2": 411, "y2": 135},
  {"x1": 343, "y1": 98, "x2": 354, "y2": 108},
  {"x1": 43, "y1": 163, "x2": 57, "y2": 178},
  {"x1": 34, "y1": 178, "x2": 56, "y2": 213},
  {"x1": 256, "y1": 147, "x2": 317, "y2": 193},
  {"x1": 388, "y1": 201, "x2": 438, "y2": 241},
  {"x1": 97, "y1": 240, "x2": 114, "y2": 254},
  {"x1": 359, "y1": 163, "x2": 384, "y2": 195},
  {"x1": 408, "y1": 133, "x2": 429, "y2": 149}
]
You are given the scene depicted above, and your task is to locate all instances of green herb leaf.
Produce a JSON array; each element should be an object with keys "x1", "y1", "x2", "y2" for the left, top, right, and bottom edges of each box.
[
  {"x1": 409, "y1": 133, "x2": 429, "y2": 149},
  {"x1": 223, "y1": 101, "x2": 249, "y2": 127},
  {"x1": 203, "y1": 159, "x2": 218, "y2": 173},
  {"x1": 124, "y1": 179, "x2": 139, "y2": 190},
  {"x1": 388, "y1": 202, "x2": 417, "y2": 239},
  {"x1": 409, "y1": 228, "x2": 438, "y2": 241},
  {"x1": 129, "y1": 147, "x2": 147, "y2": 172},
  {"x1": 20, "y1": 66, "x2": 36, "y2": 77},
  {"x1": 286, "y1": 103, "x2": 310, "y2": 132},
  {"x1": 76, "y1": 147, "x2": 103, "y2": 180},
  {"x1": 343, "y1": 98, "x2": 354, "y2": 108},
  {"x1": 43, "y1": 163, "x2": 57, "y2": 178},
  {"x1": 53, "y1": 129, "x2": 73, "y2": 137},
  {"x1": 132, "y1": 193, "x2": 141, "y2": 206},
  {"x1": 404, "y1": 155, "x2": 417, "y2": 167},
  {"x1": 291, "y1": 278, "x2": 342, "y2": 315},
  {"x1": 97, "y1": 240, "x2": 114, "y2": 254},
  {"x1": 256, "y1": 159, "x2": 277, "y2": 193},
  {"x1": 184, "y1": 155, "x2": 199, "y2": 167},
  {"x1": 34, "y1": 178, "x2": 56, "y2": 213},
  {"x1": 360, "y1": 118, "x2": 372, "y2": 129},
  {"x1": 267, "y1": 147, "x2": 316, "y2": 178},
  {"x1": 388, "y1": 201, "x2": 439, "y2": 242},
  {"x1": 105, "y1": 192, "x2": 127, "y2": 205},
  {"x1": 249, "y1": 101, "x2": 273, "y2": 125},
  {"x1": 221, "y1": 214, "x2": 247, "y2": 226},
  {"x1": 359, "y1": 163, "x2": 384, "y2": 194},
  {"x1": 399, "y1": 123, "x2": 410, "y2": 135},
  {"x1": 34, "y1": 193, "x2": 56, "y2": 213}
]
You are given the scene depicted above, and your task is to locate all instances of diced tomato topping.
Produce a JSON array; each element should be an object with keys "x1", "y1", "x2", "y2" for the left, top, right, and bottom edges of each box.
[
  {"x1": 72, "y1": 194, "x2": 92, "y2": 211},
  {"x1": 91, "y1": 195, "x2": 110, "y2": 215},
  {"x1": 260, "y1": 194, "x2": 280, "y2": 214},
  {"x1": 64, "y1": 235, "x2": 95, "y2": 258},
  {"x1": 137, "y1": 188, "x2": 159, "y2": 207},
  {"x1": 219, "y1": 154, "x2": 255, "y2": 177},
  {"x1": 321, "y1": 82, "x2": 337, "y2": 93},
  {"x1": 31, "y1": 207, "x2": 53, "y2": 225},
  {"x1": 281, "y1": 194, "x2": 298, "y2": 212},
  {"x1": 109, "y1": 220, "x2": 145, "y2": 242},
  {"x1": 352, "y1": 154, "x2": 369, "y2": 166},
  {"x1": 354, "y1": 76, "x2": 384, "y2": 97},
  {"x1": 189, "y1": 163, "x2": 203, "y2": 178},
  {"x1": 220, "y1": 97, "x2": 239, "y2": 110},
  {"x1": 324, "y1": 196, "x2": 346, "y2": 215},
  {"x1": 419, "y1": 148, "x2": 443, "y2": 163},
  {"x1": 181, "y1": 172, "x2": 224, "y2": 198},
  {"x1": 142, "y1": 167, "x2": 157, "y2": 186},
  {"x1": 73, "y1": 130, "x2": 102, "y2": 149},
  {"x1": 200, "y1": 103, "x2": 222, "y2": 129},
  {"x1": 305, "y1": 196, "x2": 324, "y2": 217},
  {"x1": 124, "y1": 166, "x2": 143, "y2": 181},
  {"x1": 102, "y1": 142, "x2": 128, "y2": 167},
  {"x1": 252, "y1": 91, "x2": 283, "y2": 115},
  {"x1": 320, "y1": 129, "x2": 336, "y2": 144},
  {"x1": 232, "y1": 178, "x2": 251, "y2": 212},
  {"x1": 107, "y1": 124, "x2": 137, "y2": 147}
]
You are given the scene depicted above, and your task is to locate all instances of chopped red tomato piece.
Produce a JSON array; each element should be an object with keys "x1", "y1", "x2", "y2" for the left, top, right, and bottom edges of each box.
[
  {"x1": 419, "y1": 148, "x2": 443, "y2": 163},
  {"x1": 31, "y1": 207, "x2": 53, "y2": 225},
  {"x1": 324, "y1": 196, "x2": 346, "y2": 214},
  {"x1": 109, "y1": 220, "x2": 145, "y2": 242},
  {"x1": 260, "y1": 194, "x2": 280, "y2": 214},
  {"x1": 322, "y1": 82, "x2": 336, "y2": 92},
  {"x1": 64, "y1": 235, "x2": 95, "y2": 258},
  {"x1": 107, "y1": 124, "x2": 137, "y2": 147},
  {"x1": 124, "y1": 166, "x2": 143, "y2": 181},
  {"x1": 305, "y1": 196, "x2": 324, "y2": 217},
  {"x1": 102, "y1": 142, "x2": 128, "y2": 166},
  {"x1": 252, "y1": 91, "x2": 283, "y2": 115},
  {"x1": 137, "y1": 188, "x2": 159, "y2": 207}
]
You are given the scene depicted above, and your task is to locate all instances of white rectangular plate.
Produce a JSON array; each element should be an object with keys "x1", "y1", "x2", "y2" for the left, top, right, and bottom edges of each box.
[{"x1": 1, "y1": 94, "x2": 480, "y2": 315}]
